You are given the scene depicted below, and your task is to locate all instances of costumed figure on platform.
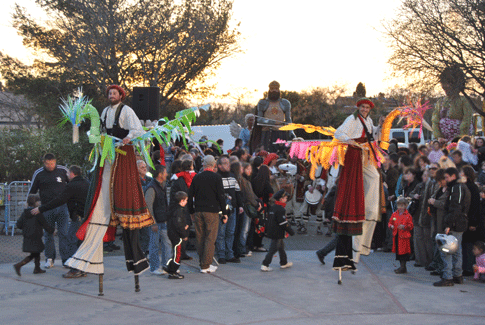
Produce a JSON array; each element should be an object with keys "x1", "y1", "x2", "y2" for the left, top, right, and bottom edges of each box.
[
  {"x1": 65, "y1": 85, "x2": 154, "y2": 293},
  {"x1": 432, "y1": 66, "x2": 473, "y2": 142},
  {"x1": 249, "y1": 81, "x2": 295, "y2": 153}
]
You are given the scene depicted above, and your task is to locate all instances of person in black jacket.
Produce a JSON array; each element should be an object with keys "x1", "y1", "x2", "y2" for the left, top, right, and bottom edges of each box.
[
  {"x1": 261, "y1": 190, "x2": 295, "y2": 272},
  {"x1": 216, "y1": 156, "x2": 244, "y2": 264},
  {"x1": 14, "y1": 194, "x2": 54, "y2": 276},
  {"x1": 31, "y1": 165, "x2": 90, "y2": 278},
  {"x1": 434, "y1": 167, "x2": 471, "y2": 287},
  {"x1": 188, "y1": 155, "x2": 227, "y2": 274},
  {"x1": 460, "y1": 165, "x2": 481, "y2": 276},
  {"x1": 163, "y1": 191, "x2": 190, "y2": 279},
  {"x1": 170, "y1": 159, "x2": 194, "y2": 260},
  {"x1": 145, "y1": 165, "x2": 171, "y2": 276},
  {"x1": 28, "y1": 153, "x2": 70, "y2": 269}
]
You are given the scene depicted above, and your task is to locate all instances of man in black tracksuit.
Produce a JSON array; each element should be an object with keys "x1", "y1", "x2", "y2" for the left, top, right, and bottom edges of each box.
[
  {"x1": 29, "y1": 153, "x2": 70, "y2": 267},
  {"x1": 31, "y1": 165, "x2": 89, "y2": 277},
  {"x1": 433, "y1": 167, "x2": 471, "y2": 287}
]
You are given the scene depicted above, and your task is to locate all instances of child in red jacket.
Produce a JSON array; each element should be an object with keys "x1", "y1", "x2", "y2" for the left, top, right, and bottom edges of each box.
[{"x1": 388, "y1": 196, "x2": 414, "y2": 274}]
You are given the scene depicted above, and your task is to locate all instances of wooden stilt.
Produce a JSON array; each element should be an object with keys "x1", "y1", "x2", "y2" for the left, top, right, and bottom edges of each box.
[
  {"x1": 134, "y1": 275, "x2": 140, "y2": 292},
  {"x1": 338, "y1": 268, "x2": 342, "y2": 285},
  {"x1": 98, "y1": 274, "x2": 104, "y2": 296}
]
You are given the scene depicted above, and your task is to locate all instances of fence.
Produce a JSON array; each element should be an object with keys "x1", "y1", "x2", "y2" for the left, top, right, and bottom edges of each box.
[{"x1": 3, "y1": 181, "x2": 31, "y2": 236}]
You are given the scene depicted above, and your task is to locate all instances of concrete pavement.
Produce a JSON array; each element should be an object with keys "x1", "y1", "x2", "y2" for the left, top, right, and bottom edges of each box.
[{"x1": 1, "y1": 249, "x2": 484, "y2": 324}]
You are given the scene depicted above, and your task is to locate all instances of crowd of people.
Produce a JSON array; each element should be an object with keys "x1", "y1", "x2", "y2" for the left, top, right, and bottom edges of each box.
[{"x1": 12, "y1": 77, "x2": 485, "y2": 290}]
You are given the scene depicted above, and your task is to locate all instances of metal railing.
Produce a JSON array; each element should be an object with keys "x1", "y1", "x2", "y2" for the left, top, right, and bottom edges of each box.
[{"x1": 3, "y1": 181, "x2": 31, "y2": 236}]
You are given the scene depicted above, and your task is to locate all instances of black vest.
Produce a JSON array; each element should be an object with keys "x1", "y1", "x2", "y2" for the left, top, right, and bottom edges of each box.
[
  {"x1": 102, "y1": 104, "x2": 130, "y2": 139},
  {"x1": 145, "y1": 179, "x2": 168, "y2": 223}
]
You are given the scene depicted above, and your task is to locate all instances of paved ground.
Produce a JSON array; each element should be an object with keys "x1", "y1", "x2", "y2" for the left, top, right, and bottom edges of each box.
[{"x1": 1, "y1": 222, "x2": 484, "y2": 325}]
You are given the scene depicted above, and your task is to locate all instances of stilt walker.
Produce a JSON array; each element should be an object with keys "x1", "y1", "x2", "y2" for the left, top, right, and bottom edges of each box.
[
  {"x1": 279, "y1": 97, "x2": 432, "y2": 284},
  {"x1": 65, "y1": 85, "x2": 153, "y2": 294},
  {"x1": 59, "y1": 86, "x2": 210, "y2": 294}
]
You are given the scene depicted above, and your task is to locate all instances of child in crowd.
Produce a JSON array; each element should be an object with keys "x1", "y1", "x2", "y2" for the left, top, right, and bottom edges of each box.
[
  {"x1": 13, "y1": 194, "x2": 54, "y2": 276},
  {"x1": 473, "y1": 241, "x2": 485, "y2": 282},
  {"x1": 261, "y1": 189, "x2": 295, "y2": 272},
  {"x1": 388, "y1": 196, "x2": 414, "y2": 274},
  {"x1": 164, "y1": 191, "x2": 189, "y2": 279}
]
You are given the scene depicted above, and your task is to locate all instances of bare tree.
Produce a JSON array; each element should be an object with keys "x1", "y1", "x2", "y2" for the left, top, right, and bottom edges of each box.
[
  {"x1": 0, "y1": 91, "x2": 41, "y2": 129},
  {"x1": 12, "y1": 0, "x2": 241, "y2": 108},
  {"x1": 383, "y1": 0, "x2": 485, "y2": 108}
]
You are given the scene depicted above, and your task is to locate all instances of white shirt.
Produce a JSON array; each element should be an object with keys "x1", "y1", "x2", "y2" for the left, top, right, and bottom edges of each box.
[
  {"x1": 101, "y1": 103, "x2": 145, "y2": 139},
  {"x1": 334, "y1": 114, "x2": 380, "y2": 143},
  {"x1": 458, "y1": 140, "x2": 478, "y2": 165}
]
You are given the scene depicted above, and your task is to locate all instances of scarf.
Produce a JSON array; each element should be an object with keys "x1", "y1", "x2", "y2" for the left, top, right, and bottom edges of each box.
[
  {"x1": 274, "y1": 201, "x2": 286, "y2": 208},
  {"x1": 176, "y1": 171, "x2": 195, "y2": 188}
]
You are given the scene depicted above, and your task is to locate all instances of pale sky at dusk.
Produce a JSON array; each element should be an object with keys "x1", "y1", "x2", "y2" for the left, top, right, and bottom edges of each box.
[{"x1": 0, "y1": 0, "x2": 404, "y2": 104}]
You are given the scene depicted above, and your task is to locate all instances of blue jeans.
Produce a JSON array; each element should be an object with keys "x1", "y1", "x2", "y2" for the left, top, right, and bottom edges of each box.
[
  {"x1": 216, "y1": 209, "x2": 237, "y2": 259},
  {"x1": 238, "y1": 213, "x2": 251, "y2": 255},
  {"x1": 149, "y1": 222, "x2": 172, "y2": 272},
  {"x1": 440, "y1": 231, "x2": 463, "y2": 280},
  {"x1": 317, "y1": 235, "x2": 338, "y2": 257},
  {"x1": 43, "y1": 205, "x2": 70, "y2": 262},
  {"x1": 66, "y1": 219, "x2": 82, "y2": 260}
]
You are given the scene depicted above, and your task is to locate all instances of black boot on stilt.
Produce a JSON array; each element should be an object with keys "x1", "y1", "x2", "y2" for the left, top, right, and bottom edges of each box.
[{"x1": 13, "y1": 256, "x2": 33, "y2": 276}]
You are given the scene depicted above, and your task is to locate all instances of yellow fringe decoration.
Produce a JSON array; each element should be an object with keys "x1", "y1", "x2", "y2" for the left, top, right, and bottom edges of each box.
[
  {"x1": 280, "y1": 111, "x2": 403, "y2": 180},
  {"x1": 279, "y1": 123, "x2": 336, "y2": 136},
  {"x1": 379, "y1": 109, "x2": 401, "y2": 150}
]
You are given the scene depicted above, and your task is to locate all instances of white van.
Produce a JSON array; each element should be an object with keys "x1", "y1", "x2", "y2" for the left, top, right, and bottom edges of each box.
[{"x1": 389, "y1": 128, "x2": 429, "y2": 148}]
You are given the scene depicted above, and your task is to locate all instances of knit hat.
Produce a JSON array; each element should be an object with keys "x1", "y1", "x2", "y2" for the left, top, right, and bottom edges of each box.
[
  {"x1": 106, "y1": 85, "x2": 126, "y2": 101},
  {"x1": 273, "y1": 189, "x2": 288, "y2": 201},
  {"x1": 356, "y1": 97, "x2": 374, "y2": 109},
  {"x1": 202, "y1": 155, "x2": 216, "y2": 167}
]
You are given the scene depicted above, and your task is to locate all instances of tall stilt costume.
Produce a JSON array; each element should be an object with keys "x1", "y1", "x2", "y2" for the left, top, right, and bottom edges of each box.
[
  {"x1": 59, "y1": 86, "x2": 209, "y2": 294},
  {"x1": 331, "y1": 99, "x2": 381, "y2": 279},
  {"x1": 279, "y1": 98, "x2": 432, "y2": 284},
  {"x1": 65, "y1": 85, "x2": 153, "y2": 293}
]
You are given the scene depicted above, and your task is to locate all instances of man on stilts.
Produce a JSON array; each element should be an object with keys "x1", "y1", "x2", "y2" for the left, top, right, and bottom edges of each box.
[
  {"x1": 331, "y1": 98, "x2": 382, "y2": 284},
  {"x1": 64, "y1": 85, "x2": 155, "y2": 294}
]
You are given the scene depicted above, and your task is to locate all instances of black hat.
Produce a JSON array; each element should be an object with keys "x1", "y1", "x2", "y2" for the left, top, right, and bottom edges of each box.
[{"x1": 273, "y1": 189, "x2": 288, "y2": 201}]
